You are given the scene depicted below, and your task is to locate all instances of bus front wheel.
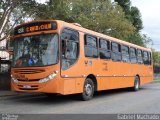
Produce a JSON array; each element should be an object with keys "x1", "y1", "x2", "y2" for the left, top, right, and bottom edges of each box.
[
  {"x1": 81, "y1": 78, "x2": 94, "y2": 101},
  {"x1": 133, "y1": 76, "x2": 140, "y2": 91}
]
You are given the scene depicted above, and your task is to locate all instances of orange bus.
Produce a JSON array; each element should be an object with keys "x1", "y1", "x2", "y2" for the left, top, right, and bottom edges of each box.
[{"x1": 11, "y1": 20, "x2": 153, "y2": 100}]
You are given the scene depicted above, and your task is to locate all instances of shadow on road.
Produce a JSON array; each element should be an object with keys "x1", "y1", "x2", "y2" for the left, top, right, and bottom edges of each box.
[{"x1": 5, "y1": 87, "x2": 143, "y2": 105}]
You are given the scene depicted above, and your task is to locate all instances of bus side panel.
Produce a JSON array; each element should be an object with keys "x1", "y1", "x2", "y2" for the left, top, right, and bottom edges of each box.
[
  {"x1": 92, "y1": 59, "x2": 135, "y2": 90},
  {"x1": 97, "y1": 77, "x2": 134, "y2": 91},
  {"x1": 93, "y1": 60, "x2": 153, "y2": 91},
  {"x1": 140, "y1": 76, "x2": 153, "y2": 85},
  {"x1": 62, "y1": 78, "x2": 85, "y2": 95},
  {"x1": 138, "y1": 64, "x2": 153, "y2": 85},
  {"x1": 75, "y1": 78, "x2": 85, "y2": 94},
  {"x1": 62, "y1": 78, "x2": 76, "y2": 95}
]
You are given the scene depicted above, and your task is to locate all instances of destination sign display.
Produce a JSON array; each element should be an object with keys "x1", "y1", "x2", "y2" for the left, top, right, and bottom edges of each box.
[{"x1": 14, "y1": 22, "x2": 57, "y2": 35}]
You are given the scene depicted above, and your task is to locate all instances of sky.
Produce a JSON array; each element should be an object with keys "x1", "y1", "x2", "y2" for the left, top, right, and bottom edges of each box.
[
  {"x1": 38, "y1": 0, "x2": 160, "y2": 51},
  {"x1": 131, "y1": 0, "x2": 160, "y2": 51}
]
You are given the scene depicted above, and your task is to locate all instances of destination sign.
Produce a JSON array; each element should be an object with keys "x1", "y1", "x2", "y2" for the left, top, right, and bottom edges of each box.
[{"x1": 14, "y1": 22, "x2": 57, "y2": 35}]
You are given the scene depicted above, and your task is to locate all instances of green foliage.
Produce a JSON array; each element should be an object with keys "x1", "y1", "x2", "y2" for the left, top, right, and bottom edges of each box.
[
  {"x1": 114, "y1": 0, "x2": 131, "y2": 15},
  {"x1": 34, "y1": 0, "x2": 152, "y2": 47},
  {"x1": 115, "y1": 0, "x2": 143, "y2": 31},
  {"x1": 152, "y1": 50, "x2": 160, "y2": 65},
  {"x1": 35, "y1": 0, "x2": 136, "y2": 42},
  {"x1": 152, "y1": 50, "x2": 160, "y2": 73},
  {"x1": 0, "y1": 0, "x2": 151, "y2": 48},
  {"x1": 115, "y1": 0, "x2": 152, "y2": 47},
  {"x1": 0, "y1": 0, "x2": 38, "y2": 41},
  {"x1": 34, "y1": 0, "x2": 71, "y2": 21},
  {"x1": 130, "y1": 6, "x2": 143, "y2": 31},
  {"x1": 127, "y1": 32, "x2": 152, "y2": 47}
]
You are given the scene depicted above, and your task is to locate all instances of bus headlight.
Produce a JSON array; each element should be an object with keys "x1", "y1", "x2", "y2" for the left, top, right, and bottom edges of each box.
[
  {"x1": 11, "y1": 74, "x2": 19, "y2": 83},
  {"x1": 39, "y1": 71, "x2": 58, "y2": 83}
]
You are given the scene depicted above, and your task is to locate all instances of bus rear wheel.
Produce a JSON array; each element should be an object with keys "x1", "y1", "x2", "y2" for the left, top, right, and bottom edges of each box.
[
  {"x1": 133, "y1": 76, "x2": 140, "y2": 91},
  {"x1": 81, "y1": 78, "x2": 94, "y2": 101}
]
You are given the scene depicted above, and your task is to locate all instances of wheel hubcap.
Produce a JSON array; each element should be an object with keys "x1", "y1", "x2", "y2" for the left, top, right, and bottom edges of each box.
[
  {"x1": 85, "y1": 83, "x2": 92, "y2": 96},
  {"x1": 135, "y1": 81, "x2": 139, "y2": 89}
]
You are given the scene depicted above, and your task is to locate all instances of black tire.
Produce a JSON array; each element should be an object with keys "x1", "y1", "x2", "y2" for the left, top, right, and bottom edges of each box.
[
  {"x1": 133, "y1": 76, "x2": 140, "y2": 91},
  {"x1": 81, "y1": 78, "x2": 94, "y2": 101}
]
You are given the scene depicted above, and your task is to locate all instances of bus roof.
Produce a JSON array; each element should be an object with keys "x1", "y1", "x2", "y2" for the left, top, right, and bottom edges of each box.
[
  {"x1": 15, "y1": 20, "x2": 151, "y2": 52},
  {"x1": 57, "y1": 20, "x2": 151, "y2": 52}
]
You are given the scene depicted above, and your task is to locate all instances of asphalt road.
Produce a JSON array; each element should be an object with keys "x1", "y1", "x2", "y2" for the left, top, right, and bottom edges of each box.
[{"x1": 0, "y1": 82, "x2": 160, "y2": 114}]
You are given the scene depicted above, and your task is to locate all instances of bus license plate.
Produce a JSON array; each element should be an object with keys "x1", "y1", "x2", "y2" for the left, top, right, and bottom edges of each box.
[{"x1": 23, "y1": 85, "x2": 31, "y2": 88}]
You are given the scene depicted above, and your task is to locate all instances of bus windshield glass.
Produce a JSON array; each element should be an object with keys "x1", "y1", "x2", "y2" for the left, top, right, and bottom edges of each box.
[{"x1": 12, "y1": 33, "x2": 58, "y2": 67}]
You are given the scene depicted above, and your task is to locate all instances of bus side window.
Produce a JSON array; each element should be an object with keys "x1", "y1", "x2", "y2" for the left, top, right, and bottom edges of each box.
[
  {"x1": 84, "y1": 35, "x2": 98, "y2": 58},
  {"x1": 143, "y1": 51, "x2": 149, "y2": 65},
  {"x1": 121, "y1": 45, "x2": 130, "y2": 62},
  {"x1": 61, "y1": 29, "x2": 79, "y2": 70},
  {"x1": 99, "y1": 39, "x2": 111, "y2": 60},
  {"x1": 111, "y1": 42, "x2": 121, "y2": 61},
  {"x1": 137, "y1": 49, "x2": 143, "y2": 64},
  {"x1": 130, "y1": 47, "x2": 137, "y2": 64}
]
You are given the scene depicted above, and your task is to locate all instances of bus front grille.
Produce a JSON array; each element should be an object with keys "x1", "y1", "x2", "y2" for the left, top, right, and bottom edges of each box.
[
  {"x1": 17, "y1": 79, "x2": 40, "y2": 82},
  {"x1": 14, "y1": 69, "x2": 45, "y2": 74}
]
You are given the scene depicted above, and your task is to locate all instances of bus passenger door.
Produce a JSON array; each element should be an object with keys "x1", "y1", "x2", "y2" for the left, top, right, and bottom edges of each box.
[{"x1": 60, "y1": 28, "x2": 80, "y2": 77}]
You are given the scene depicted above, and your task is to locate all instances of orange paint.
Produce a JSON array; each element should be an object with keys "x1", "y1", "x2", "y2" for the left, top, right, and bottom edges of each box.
[{"x1": 11, "y1": 20, "x2": 153, "y2": 95}]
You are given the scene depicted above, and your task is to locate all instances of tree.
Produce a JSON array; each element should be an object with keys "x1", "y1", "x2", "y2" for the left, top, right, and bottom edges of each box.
[
  {"x1": 0, "y1": 0, "x2": 38, "y2": 42},
  {"x1": 152, "y1": 49, "x2": 160, "y2": 73},
  {"x1": 35, "y1": 0, "x2": 136, "y2": 41},
  {"x1": 33, "y1": 0, "x2": 72, "y2": 21},
  {"x1": 130, "y1": 6, "x2": 143, "y2": 31},
  {"x1": 114, "y1": 0, "x2": 131, "y2": 16},
  {"x1": 114, "y1": 0, "x2": 152, "y2": 47},
  {"x1": 127, "y1": 32, "x2": 152, "y2": 47},
  {"x1": 0, "y1": 0, "x2": 149, "y2": 47},
  {"x1": 152, "y1": 49, "x2": 160, "y2": 65},
  {"x1": 115, "y1": 0, "x2": 143, "y2": 31}
]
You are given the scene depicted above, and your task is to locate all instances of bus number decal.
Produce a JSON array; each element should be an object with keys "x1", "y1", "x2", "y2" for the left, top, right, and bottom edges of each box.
[
  {"x1": 85, "y1": 60, "x2": 88, "y2": 65},
  {"x1": 84, "y1": 60, "x2": 92, "y2": 66},
  {"x1": 103, "y1": 62, "x2": 108, "y2": 71}
]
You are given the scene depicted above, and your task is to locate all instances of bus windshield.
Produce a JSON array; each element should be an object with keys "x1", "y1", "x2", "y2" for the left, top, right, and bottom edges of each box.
[{"x1": 12, "y1": 33, "x2": 58, "y2": 67}]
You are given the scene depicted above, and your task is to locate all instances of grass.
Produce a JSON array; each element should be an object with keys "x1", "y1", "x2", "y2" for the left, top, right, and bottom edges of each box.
[
  {"x1": 154, "y1": 73, "x2": 160, "y2": 81},
  {"x1": 154, "y1": 78, "x2": 160, "y2": 81}
]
